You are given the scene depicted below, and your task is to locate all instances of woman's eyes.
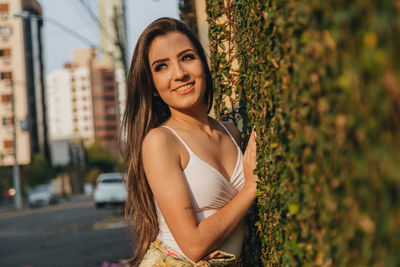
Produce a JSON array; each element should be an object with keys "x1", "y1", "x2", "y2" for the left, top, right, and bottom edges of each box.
[
  {"x1": 154, "y1": 63, "x2": 167, "y2": 72},
  {"x1": 153, "y1": 53, "x2": 196, "y2": 72},
  {"x1": 182, "y1": 53, "x2": 196, "y2": 61}
]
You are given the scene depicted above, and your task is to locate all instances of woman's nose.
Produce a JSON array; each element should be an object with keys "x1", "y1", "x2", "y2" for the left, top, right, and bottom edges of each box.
[{"x1": 172, "y1": 62, "x2": 188, "y2": 80}]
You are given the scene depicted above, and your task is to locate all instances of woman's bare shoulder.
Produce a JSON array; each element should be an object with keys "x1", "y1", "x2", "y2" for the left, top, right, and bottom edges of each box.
[
  {"x1": 220, "y1": 121, "x2": 242, "y2": 146},
  {"x1": 142, "y1": 126, "x2": 179, "y2": 154}
]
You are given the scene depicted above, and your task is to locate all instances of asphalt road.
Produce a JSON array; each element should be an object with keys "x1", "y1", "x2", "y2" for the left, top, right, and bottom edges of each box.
[{"x1": 0, "y1": 195, "x2": 132, "y2": 267}]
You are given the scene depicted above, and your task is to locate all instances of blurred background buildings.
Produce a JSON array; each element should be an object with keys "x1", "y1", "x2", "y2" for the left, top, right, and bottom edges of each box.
[
  {"x1": 47, "y1": 48, "x2": 119, "y2": 151},
  {"x1": 0, "y1": 0, "x2": 207, "y2": 204}
]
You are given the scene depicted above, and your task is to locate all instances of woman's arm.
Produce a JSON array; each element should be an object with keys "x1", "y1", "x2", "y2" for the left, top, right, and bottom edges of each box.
[{"x1": 142, "y1": 127, "x2": 258, "y2": 262}]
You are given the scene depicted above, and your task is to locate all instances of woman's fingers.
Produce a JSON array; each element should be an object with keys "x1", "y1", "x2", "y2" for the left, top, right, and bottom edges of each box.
[
  {"x1": 243, "y1": 127, "x2": 259, "y2": 187},
  {"x1": 246, "y1": 129, "x2": 257, "y2": 163}
]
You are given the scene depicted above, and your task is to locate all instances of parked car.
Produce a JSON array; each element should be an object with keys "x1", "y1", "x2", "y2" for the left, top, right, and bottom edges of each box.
[
  {"x1": 28, "y1": 184, "x2": 58, "y2": 208},
  {"x1": 93, "y1": 173, "x2": 127, "y2": 208}
]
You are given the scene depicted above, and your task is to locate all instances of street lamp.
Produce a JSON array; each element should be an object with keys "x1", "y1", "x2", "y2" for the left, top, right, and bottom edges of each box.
[
  {"x1": 13, "y1": 10, "x2": 29, "y2": 19},
  {"x1": 12, "y1": 10, "x2": 42, "y2": 209}
]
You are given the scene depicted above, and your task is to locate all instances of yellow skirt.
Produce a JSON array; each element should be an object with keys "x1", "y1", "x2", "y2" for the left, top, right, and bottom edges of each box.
[{"x1": 139, "y1": 239, "x2": 241, "y2": 267}]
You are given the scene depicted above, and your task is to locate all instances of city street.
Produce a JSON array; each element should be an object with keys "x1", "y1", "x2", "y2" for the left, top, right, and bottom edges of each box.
[{"x1": 0, "y1": 195, "x2": 132, "y2": 267}]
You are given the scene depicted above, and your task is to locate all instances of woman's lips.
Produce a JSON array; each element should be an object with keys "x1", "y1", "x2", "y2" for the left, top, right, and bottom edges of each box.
[{"x1": 174, "y1": 82, "x2": 195, "y2": 95}]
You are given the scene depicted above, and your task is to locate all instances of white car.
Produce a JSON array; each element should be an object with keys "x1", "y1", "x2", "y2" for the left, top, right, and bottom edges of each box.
[
  {"x1": 93, "y1": 173, "x2": 127, "y2": 208},
  {"x1": 28, "y1": 184, "x2": 58, "y2": 208}
]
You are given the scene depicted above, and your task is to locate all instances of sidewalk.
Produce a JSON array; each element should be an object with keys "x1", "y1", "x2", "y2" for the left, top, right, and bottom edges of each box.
[{"x1": 0, "y1": 201, "x2": 14, "y2": 213}]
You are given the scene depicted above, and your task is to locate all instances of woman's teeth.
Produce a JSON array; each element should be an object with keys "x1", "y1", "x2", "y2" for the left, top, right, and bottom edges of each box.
[{"x1": 175, "y1": 83, "x2": 194, "y2": 92}]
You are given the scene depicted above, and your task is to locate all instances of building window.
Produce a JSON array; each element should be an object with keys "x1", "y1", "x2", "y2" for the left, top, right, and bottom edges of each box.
[
  {"x1": 0, "y1": 4, "x2": 8, "y2": 18},
  {"x1": 106, "y1": 96, "x2": 115, "y2": 101},
  {"x1": 103, "y1": 75, "x2": 114, "y2": 82},
  {"x1": 104, "y1": 135, "x2": 115, "y2": 141},
  {"x1": 0, "y1": 71, "x2": 12, "y2": 80},
  {"x1": 106, "y1": 114, "x2": 116, "y2": 120},
  {"x1": 0, "y1": 48, "x2": 11, "y2": 58},
  {"x1": 0, "y1": 3, "x2": 8, "y2": 12},
  {"x1": 1, "y1": 94, "x2": 11, "y2": 103},
  {"x1": 2, "y1": 117, "x2": 13, "y2": 126},
  {"x1": 107, "y1": 106, "x2": 116, "y2": 114},
  {"x1": 0, "y1": 26, "x2": 12, "y2": 37},
  {"x1": 3, "y1": 140, "x2": 13, "y2": 149}
]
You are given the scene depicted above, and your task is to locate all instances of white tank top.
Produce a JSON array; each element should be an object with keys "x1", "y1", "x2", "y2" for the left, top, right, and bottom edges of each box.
[{"x1": 155, "y1": 121, "x2": 246, "y2": 259}]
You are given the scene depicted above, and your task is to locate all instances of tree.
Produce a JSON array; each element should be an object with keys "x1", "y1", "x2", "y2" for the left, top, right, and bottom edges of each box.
[
  {"x1": 86, "y1": 142, "x2": 116, "y2": 172},
  {"x1": 24, "y1": 153, "x2": 56, "y2": 187}
]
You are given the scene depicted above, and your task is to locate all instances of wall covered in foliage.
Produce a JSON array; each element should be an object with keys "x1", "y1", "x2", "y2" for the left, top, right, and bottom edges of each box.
[{"x1": 206, "y1": 0, "x2": 400, "y2": 265}]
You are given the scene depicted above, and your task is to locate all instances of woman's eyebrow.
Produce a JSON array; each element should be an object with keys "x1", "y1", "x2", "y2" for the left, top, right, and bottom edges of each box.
[
  {"x1": 177, "y1": 48, "x2": 195, "y2": 57},
  {"x1": 151, "y1": 48, "x2": 196, "y2": 67}
]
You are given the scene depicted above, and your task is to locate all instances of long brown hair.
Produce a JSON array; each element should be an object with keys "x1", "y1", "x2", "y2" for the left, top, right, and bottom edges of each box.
[{"x1": 121, "y1": 17, "x2": 214, "y2": 266}]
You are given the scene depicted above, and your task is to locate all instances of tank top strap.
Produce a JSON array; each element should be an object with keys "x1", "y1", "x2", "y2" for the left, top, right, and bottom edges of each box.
[
  {"x1": 216, "y1": 121, "x2": 239, "y2": 148},
  {"x1": 161, "y1": 125, "x2": 193, "y2": 154}
]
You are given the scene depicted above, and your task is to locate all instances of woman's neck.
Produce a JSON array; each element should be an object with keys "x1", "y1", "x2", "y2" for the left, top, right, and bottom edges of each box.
[{"x1": 168, "y1": 107, "x2": 213, "y2": 133}]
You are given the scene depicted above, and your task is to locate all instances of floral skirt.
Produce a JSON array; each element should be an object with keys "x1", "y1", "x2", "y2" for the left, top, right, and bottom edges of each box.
[{"x1": 139, "y1": 239, "x2": 241, "y2": 267}]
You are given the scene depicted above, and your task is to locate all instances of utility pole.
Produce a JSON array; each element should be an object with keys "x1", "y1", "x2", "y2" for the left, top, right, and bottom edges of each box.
[{"x1": 11, "y1": 80, "x2": 23, "y2": 209}]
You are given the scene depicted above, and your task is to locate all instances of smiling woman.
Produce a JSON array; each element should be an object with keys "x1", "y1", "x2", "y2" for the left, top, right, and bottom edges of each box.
[
  {"x1": 148, "y1": 31, "x2": 207, "y2": 113},
  {"x1": 121, "y1": 17, "x2": 258, "y2": 266}
]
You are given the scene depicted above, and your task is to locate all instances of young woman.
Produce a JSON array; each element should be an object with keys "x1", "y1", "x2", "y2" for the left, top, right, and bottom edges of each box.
[{"x1": 122, "y1": 17, "x2": 258, "y2": 266}]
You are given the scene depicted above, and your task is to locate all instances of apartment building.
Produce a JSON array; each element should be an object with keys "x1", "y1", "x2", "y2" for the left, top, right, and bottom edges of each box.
[
  {"x1": 90, "y1": 65, "x2": 118, "y2": 148},
  {"x1": 46, "y1": 48, "x2": 119, "y2": 151},
  {"x1": 0, "y1": 0, "x2": 48, "y2": 166},
  {"x1": 47, "y1": 65, "x2": 94, "y2": 145}
]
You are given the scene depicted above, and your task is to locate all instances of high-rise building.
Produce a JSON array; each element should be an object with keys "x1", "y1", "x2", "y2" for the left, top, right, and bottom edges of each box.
[
  {"x1": 98, "y1": 0, "x2": 127, "y2": 123},
  {"x1": 46, "y1": 48, "x2": 119, "y2": 151},
  {"x1": 90, "y1": 63, "x2": 119, "y2": 148},
  {"x1": 47, "y1": 64, "x2": 94, "y2": 145},
  {"x1": 0, "y1": 0, "x2": 48, "y2": 166}
]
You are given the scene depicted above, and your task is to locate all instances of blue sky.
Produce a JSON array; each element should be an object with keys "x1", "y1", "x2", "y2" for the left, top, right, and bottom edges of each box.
[{"x1": 38, "y1": 0, "x2": 180, "y2": 73}]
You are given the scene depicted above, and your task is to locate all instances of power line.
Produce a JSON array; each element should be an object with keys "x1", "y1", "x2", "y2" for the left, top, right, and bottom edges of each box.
[
  {"x1": 15, "y1": 11, "x2": 115, "y2": 58},
  {"x1": 79, "y1": 0, "x2": 101, "y2": 27},
  {"x1": 44, "y1": 15, "x2": 96, "y2": 47},
  {"x1": 78, "y1": 0, "x2": 116, "y2": 53},
  {"x1": 72, "y1": 0, "x2": 99, "y2": 31}
]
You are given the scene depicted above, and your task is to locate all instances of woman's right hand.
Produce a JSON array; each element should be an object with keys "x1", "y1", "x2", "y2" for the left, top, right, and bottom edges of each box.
[{"x1": 243, "y1": 128, "x2": 258, "y2": 190}]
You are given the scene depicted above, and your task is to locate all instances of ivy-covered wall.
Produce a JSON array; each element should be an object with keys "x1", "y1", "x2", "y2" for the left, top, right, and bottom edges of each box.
[{"x1": 206, "y1": 0, "x2": 400, "y2": 266}]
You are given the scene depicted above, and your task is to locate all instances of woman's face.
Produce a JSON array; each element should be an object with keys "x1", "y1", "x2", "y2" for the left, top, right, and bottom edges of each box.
[{"x1": 148, "y1": 31, "x2": 206, "y2": 112}]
